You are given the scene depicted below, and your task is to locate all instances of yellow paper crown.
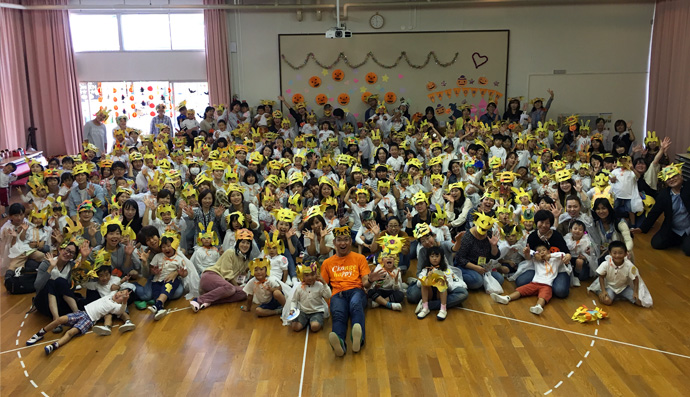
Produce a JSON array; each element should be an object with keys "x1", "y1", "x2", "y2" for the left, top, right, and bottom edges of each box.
[
  {"x1": 644, "y1": 130, "x2": 659, "y2": 146},
  {"x1": 378, "y1": 234, "x2": 404, "y2": 257},
  {"x1": 473, "y1": 211, "x2": 496, "y2": 235},
  {"x1": 263, "y1": 231, "x2": 285, "y2": 255},
  {"x1": 249, "y1": 258, "x2": 271, "y2": 276},
  {"x1": 296, "y1": 261, "x2": 319, "y2": 281},
  {"x1": 333, "y1": 226, "x2": 351, "y2": 237},
  {"x1": 553, "y1": 169, "x2": 573, "y2": 183},
  {"x1": 411, "y1": 191, "x2": 429, "y2": 205},
  {"x1": 413, "y1": 223, "x2": 431, "y2": 239},
  {"x1": 272, "y1": 208, "x2": 297, "y2": 223},
  {"x1": 197, "y1": 221, "x2": 219, "y2": 246},
  {"x1": 658, "y1": 163, "x2": 682, "y2": 182}
]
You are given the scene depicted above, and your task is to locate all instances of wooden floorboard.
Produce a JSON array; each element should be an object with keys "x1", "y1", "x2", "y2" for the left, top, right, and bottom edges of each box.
[{"x1": 2, "y1": 228, "x2": 690, "y2": 396}]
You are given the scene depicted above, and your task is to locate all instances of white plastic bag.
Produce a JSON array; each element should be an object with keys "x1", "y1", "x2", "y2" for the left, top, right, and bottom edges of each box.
[{"x1": 483, "y1": 272, "x2": 503, "y2": 295}]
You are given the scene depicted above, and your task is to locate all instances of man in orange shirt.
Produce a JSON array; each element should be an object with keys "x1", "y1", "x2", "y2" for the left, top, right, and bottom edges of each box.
[{"x1": 321, "y1": 226, "x2": 385, "y2": 357}]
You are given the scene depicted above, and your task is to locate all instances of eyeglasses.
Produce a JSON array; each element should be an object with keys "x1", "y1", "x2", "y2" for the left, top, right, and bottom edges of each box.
[{"x1": 64, "y1": 249, "x2": 77, "y2": 257}]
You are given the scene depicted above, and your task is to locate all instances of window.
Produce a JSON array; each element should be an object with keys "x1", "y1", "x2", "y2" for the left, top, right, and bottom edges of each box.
[
  {"x1": 69, "y1": 14, "x2": 120, "y2": 52},
  {"x1": 70, "y1": 13, "x2": 205, "y2": 52}
]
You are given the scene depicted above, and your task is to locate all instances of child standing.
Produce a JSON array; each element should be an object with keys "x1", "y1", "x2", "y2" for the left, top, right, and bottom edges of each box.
[
  {"x1": 491, "y1": 243, "x2": 571, "y2": 315},
  {"x1": 289, "y1": 262, "x2": 332, "y2": 332},
  {"x1": 416, "y1": 246, "x2": 466, "y2": 321},
  {"x1": 261, "y1": 231, "x2": 289, "y2": 283},
  {"x1": 0, "y1": 163, "x2": 18, "y2": 217},
  {"x1": 241, "y1": 258, "x2": 286, "y2": 317},
  {"x1": 147, "y1": 235, "x2": 189, "y2": 320}
]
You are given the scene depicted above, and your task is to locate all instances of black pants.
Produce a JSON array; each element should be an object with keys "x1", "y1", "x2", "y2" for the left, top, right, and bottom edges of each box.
[
  {"x1": 34, "y1": 278, "x2": 83, "y2": 318},
  {"x1": 367, "y1": 288, "x2": 404, "y2": 303},
  {"x1": 651, "y1": 230, "x2": 690, "y2": 256}
]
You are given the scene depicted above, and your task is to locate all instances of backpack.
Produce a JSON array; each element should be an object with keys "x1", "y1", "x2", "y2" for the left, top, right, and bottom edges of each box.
[{"x1": 3, "y1": 269, "x2": 37, "y2": 295}]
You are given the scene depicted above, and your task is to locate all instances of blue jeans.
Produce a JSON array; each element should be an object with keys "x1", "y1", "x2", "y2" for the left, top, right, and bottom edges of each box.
[
  {"x1": 330, "y1": 288, "x2": 367, "y2": 343},
  {"x1": 460, "y1": 268, "x2": 504, "y2": 290},
  {"x1": 605, "y1": 286, "x2": 635, "y2": 303},
  {"x1": 283, "y1": 249, "x2": 298, "y2": 278},
  {"x1": 515, "y1": 270, "x2": 570, "y2": 299},
  {"x1": 406, "y1": 284, "x2": 468, "y2": 310},
  {"x1": 399, "y1": 252, "x2": 410, "y2": 273},
  {"x1": 136, "y1": 277, "x2": 185, "y2": 301},
  {"x1": 409, "y1": 240, "x2": 419, "y2": 260},
  {"x1": 571, "y1": 258, "x2": 591, "y2": 281}
]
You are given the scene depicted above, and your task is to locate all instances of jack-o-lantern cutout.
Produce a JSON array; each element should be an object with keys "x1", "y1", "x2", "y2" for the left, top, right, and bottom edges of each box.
[
  {"x1": 436, "y1": 104, "x2": 446, "y2": 115},
  {"x1": 361, "y1": 91, "x2": 372, "y2": 103},
  {"x1": 309, "y1": 76, "x2": 322, "y2": 88},
  {"x1": 338, "y1": 93, "x2": 350, "y2": 105},
  {"x1": 478, "y1": 76, "x2": 488, "y2": 85},
  {"x1": 332, "y1": 69, "x2": 344, "y2": 82},
  {"x1": 292, "y1": 93, "x2": 305, "y2": 104},
  {"x1": 365, "y1": 73, "x2": 378, "y2": 84},
  {"x1": 315, "y1": 94, "x2": 328, "y2": 106},
  {"x1": 384, "y1": 92, "x2": 397, "y2": 104},
  {"x1": 457, "y1": 75, "x2": 467, "y2": 86},
  {"x1": 426, "y1": 81, "x2": 437, "y2": 91}
]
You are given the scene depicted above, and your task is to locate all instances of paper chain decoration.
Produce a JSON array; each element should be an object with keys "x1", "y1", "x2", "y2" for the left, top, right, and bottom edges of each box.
[{"x1": 281, "y1": 51, "x2": 460, "y2": 70}]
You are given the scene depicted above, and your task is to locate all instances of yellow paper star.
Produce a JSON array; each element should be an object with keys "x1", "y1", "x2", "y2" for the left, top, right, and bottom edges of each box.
[
  {"x1": 382, "y1": 74, "x2": 389, "y2": 82},
  {"x1": 321, "y1": 69, "x2": 329, "y2": 76},
  {"x1": 343, "y1": 108, "x2": 350, "y2": 113},
  {"x1": 360, "y1": 86, "x2": 367, "y2": 93}
]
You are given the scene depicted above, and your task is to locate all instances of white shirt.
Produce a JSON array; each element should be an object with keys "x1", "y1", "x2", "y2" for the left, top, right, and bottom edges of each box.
[
  {"x1": 610, "y1": 168, "x2": 636, "y2": 199},
  {"x1": 0, "y1": 172, "x2": 17, "y2": 188},
  {"x1": 243, "y1": 276, "x2": 281, "y2": 304},
  {"x1": 595, "y1": 256, "x2": 638, "y2": 294},
  {"x1": 85, "y1": 275, "x2": 121, "y2": 298},
  {"x1": 386, "y1": 156, "x2": 405, "y2": 172},
  {"x1": 190, "y1": 246, "x2": 221, "y2": 274},
  {"x1": 150, "y1": 251, "x2": 187, "y2": 282},
  {"x1": 84, "y1": 293, "x2": 126, "y2": 322},
  {"x1": 532, "y1": 252, "x2": 567, "y2": 285},
  {"x1": 290, "y1": 281, "x2": 331, "y2": 314}
]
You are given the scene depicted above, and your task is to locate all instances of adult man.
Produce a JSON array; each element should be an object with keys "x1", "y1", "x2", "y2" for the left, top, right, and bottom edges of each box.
[
  {"x1": 278, "y1": 95, "x2": 307, "y2": 138},
  {"x1": 321, "y1": 225, "x2": 385, "y2": 357},
  {"x1": 364, "y1": 94, "x2": 378, "y2": 122},
  {"x1": 406, "y1": 223, "x2": 468, "y2": 312},
  {"x1": 633, "y1": 163, "x2": 690, "y2": 256},
  {"x1": 333, "y1": 108, "x2": 359, "y2": 135},
  {"x1": 83, "y1": 108, "x2": 109, "y2": 159},
  {"x1": 66, "y1": 163, "x2": 106, "y2": 218},
  {"x1": 149, "y1": 104, "x2": 174, "y2": 136}
]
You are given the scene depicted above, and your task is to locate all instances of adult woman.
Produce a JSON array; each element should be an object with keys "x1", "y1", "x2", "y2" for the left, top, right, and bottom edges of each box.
[
  {"x1": 191, "y1": 229, "x2": 253, "y2": 311},
  {"x1": 447, "y1": 160, "x2": 463, "y2": 185},
  {"x1": 502, "y1": 97, "x2": 523, "y2": 123},
  {"x1": 611, "y1": 119, "x2": 635, "y2": 154},
  {"x1": 222, "y1": 184, "x2": 260, "y2": 237},
  {"x1": 121, "y1": 199, "x2": 143, "y2": 235},
  {"x1": 423, "y1": 106, "x2": 439, "y2": 129},
  {"x1": 302, "y1": 214, "x2": 335, "y2": 266},
  {"x1": 133, "y1": 226, "x2": 185, "y2": 308},
  {"x1": 454, "y1": 214, "x2": 503, "y2": 290},
  {"x1": 556, "y1": 177, "x2": 589, "y2": 210},
  {"x1": 373, "y1": 147, "x2": 389, "y2": 168},
  {"x1": 200, "y1": 106, "x2": 217, "y2": 134},
  {"x1": 590, "y1": 197, "x2": 633, "y2": 263},
  {"x1": 514, "y1": 210, "x2": 571, "y2": 298},
  {"x1": 90, "y1": 223, "x2": 140, "y2": 278},
  {"x1": 529, "y1": 89, "x2": 554, "y2": 130},
  {"x1": 445, "y1": 183, "x2": 473, "y2": 236},
  {"x1": 32, "y1": 241, "x2": 88, "y2": 328},
  {"x1": 369, "y1": 217, "x2": 411, "y2": 273}
]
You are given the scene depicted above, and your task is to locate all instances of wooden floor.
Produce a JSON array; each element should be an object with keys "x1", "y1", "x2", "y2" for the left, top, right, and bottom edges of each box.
[{"x1": 2, "y1": 228, "x2": 690, "y2": 396}]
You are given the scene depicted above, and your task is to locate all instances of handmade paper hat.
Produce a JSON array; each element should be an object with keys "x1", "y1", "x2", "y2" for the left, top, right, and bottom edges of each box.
[
  {"x1": 413, "y1": 223, "x2": 431, "y2": 239},
  {"x1": 197, "y1": 221, "x2": 219, "y2": 246},
  {"x1": 571, "y1": 305, "x2": 607, "y2": 323},
  {"x1": 95, "y1": 107, "x2": 111, "y2": 118},
  {"x1": 501, "y1": 224, "x2": 522, "y2": 238},
  {"x1": 296, "y1": 261, "x2": 319, "y2": 281},
  {"x1": 488, "y1": 157, "x2": 502, "y2": 170},
  {"x1": 406, "y1": 158, "x2": 423, "y2": 170},
  {"x1": 521, "y1": 208, "x2": 535, "y2": 223},
  {"x1": 496, "y1": 171, "x2": 518, "y2": 184},
  {"x1": 63, "y1": 217, "x2": 84, "y2": 241},
  {"x1": 378, "y1": 234, "x2": 404, "y2": 258},
  {"x1": 288, "y1": 172, "x2": 305, "y2": 187},
  {"x1": 27, "y1": 175, "x2": 46, "y2": 195},
  {"x1": 644, "y1": 130, "x2": 659, "y2": 146},
  {"x1": 378, "y1": 179, "x2": 391, "y2": 190},
  {"x1": 578, "y1": 163, "x2": 590, "y2": 170},
  {"x1": 304, "y1": 205, "x2": 325, "y2": 222},
  {"x1": 195, "y1": 172, "x2": 214, "y2": 186},
  {"x1": 553, "y1": 130, "x2": 564, "y2": 144},
  {"x1": 287, "y1": 194, "x2": 303, "y2": 212},
  {"x1": 431, "y1": 204, "x2": 447, "y2": 227},
  {"x1": 593, "y1": 173, "x2": 609, "y2": 188},
  {"x1": 73, "y1": 163, "x2": 92, "y2": 176},
  {"x1": 318, "y1": 155, "x2": 336, "y2": 169},
  {"x1": 263, "y1": 231, "x2": 285, "y2": 255},
  {"x1": 321, "y1": 196, "x2": 338, "y2": 210},
  {"x1": 78, "y1": 199, "x2": 96, "y2": 213},
  {"x1": 591, "y1": 187, "x2": 614, "y2": 208},
  {"x1": 100, "y1": 217, "x2": 136, "y2": 241},
  {"x1": 98, "y1": 156, "x2": 114, "y2": 168},
  {"x1": 473, "y1": 211, "x2": 496, "y2": 236},
  {"x1": 355, "y1": 187, "x2": 370, "y2": 200},
  {"x1": 512, "y1": 187, "x2": 531, "y2": 202},
  {"x1": 446, "y1": 181, "x2": 466, "y2": 194},
  {"x1": 427, "y1": 156, "x2": 444, "y2": 167},
  {"x1": 370, "y1": 129, "x2": 382, "y2": 141},
  {"x1": 333, "y1": 225, "x2": 351, "y2": 237},
  {"x1": 658, "y1": 163, "x2": 682, "y2": 182},
  {"x1": 553, "y1": 169, "x2": 573, "y2": 183},
  {"x1": 225, "y1": 211, "x2": 245, "y2": 228},
  {"x1": 52, "y1": 197, "x2": 67, "y2": 216},
  {"x1": 637, "y1": 192, "x2": 656, "y2": 217},
  {"x1": 157, "y1": 159, "x2": 172, "y2": 171},
  {"x1": 235, "y1": 228, "x2": 254, "y2": 241},
  {"x1": 409, "y1": 191, "x2": 428, "y2": 206},
  {"x1": 129, "y1": 152, "x2": 143, "y2": 162},
  {"x1": 530, "y1": 97, "x2": 545, "y2": 105},
  {"x1": 481, "y1": 190, "x2": 500, "y2": 201},
  {"x1": 156, "y1": 204, "x2": 175, "y2": 218},
  {"x1": 249, "y1": 258, "x2": 271, "y2": 276},
  {"x1": 430, "y1": 142, "x2": 443, "y2": 152},
  {"x1": 29, "y1": 207, "x2": 49, "y2": 225},
  {"x1": 495, "y1": 199, "x2": 514, "y2": 216},
  {"x1": 264, "y1": 174, "x2": 280, "y2": 187},
  {"x1": 272, "y1": 208, "x2": 297, "y2": 223}
]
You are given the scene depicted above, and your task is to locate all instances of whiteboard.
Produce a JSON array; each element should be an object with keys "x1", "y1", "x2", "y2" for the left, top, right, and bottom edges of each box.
[{"x1": 528, "y1": 73, "x2": 648, "y2": 133}]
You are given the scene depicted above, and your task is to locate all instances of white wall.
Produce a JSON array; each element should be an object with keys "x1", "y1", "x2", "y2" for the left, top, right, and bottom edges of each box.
[
  {"x1": 228, "y1": 3, "x2": 654, "y2": 119},
  {"x1": 74, "y1": 51, "x2": 206, "y2": 82}
]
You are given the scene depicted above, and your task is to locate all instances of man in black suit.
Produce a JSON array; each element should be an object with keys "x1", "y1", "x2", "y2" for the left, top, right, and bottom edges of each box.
[{"x1": 632, "y1": 164, "x2": 690, "y2": 256}]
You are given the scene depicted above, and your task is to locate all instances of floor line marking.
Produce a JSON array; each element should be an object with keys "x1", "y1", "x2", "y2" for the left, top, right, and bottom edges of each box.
[
  {"x1": 584, "y1": 351, "x2": 590, "y2": 358},
  {"x1": 298, "y1": 328, "x2": 309, "y2": 397},
  {"x1": 30, "y1": 380, "x2": 37, "y2": 388},
  {"x1": 24, "y1": 370, "x2": 28, "y2": 377},
  {"x1": 42, "y1": 392, "x2": 49, "y2": 397},
  {"x1": 20, "y1": 361, "x2": 25, "y2": 368},
  {"x1": 576, "y1": 360, "x2": 583, "y2": 368},
  {"x1": 554, "y1": 381, "x2": 563, "y2": 388},
  {"x1": 567, "y1": 371, "x2": 574, "y2": 378},
  {"x1": 544, "y1": 389, "x2": 553, "y2": 395},
  {"x1": 458, "y1": 307, "x2": 690, "y2": 359}
]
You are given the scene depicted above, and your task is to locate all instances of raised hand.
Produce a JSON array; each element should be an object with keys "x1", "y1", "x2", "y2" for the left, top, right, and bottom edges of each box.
[
  {"x1": 46, "y1": 253, "x2": 58, "y2": 268},
  {"x1": 214, "y1": 205, "x2": 224, "y2": 218},
  {"x1": 79, "y1": 241, "x2": 92, "y2": 258},
  {"x1": 370, "y1": 223, "x2": 381, "y2": 235},
  {"x1": 547, "y1": 88, "x2": 554, "y2": 97},
  {"x1": 124, "y1": 239, "x2": 135, "y2": 256},
  {"x1": 488, "y1": 233, "x2": 499, "y2": 246},
  {"x1": 303, "y1": 229, "x2": 315, "y2": 241},
  {"x1": 88, "y1": 223, "x2": 98, "y2": 237},
  {"x1": 661, "y1": 136, "x2": 671, "y2": 152},
  {"x1": 286, "y1": 227, "x2": 297, "y2": 238},
  {"x1": 87, "y1": 184, "x2": 96, "y2": 198}
]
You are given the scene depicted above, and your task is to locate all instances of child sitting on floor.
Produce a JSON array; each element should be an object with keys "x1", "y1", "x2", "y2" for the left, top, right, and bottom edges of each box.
[
  {"x1": 368, "y1": 236, "x2": 404, "y2": 311},
  {"x1": 491, "y1": 242, "x2": 571, "y2": 315},
  {"x1": 147, "y1": 235, "x2": 189, "y2": 320},
  {"x1": 26, "y1": 287, "x2": 134, "y2": 355},
  {"x1": 289, "y1": 262, "x2": 331, "y2": 333},
  {"x1": 564, "y1": 220, "x2": 597, "y2": 286},
  {"x1": 84, "y1": 264, "x2": 137, "y2": 336},
  {"x1": 241, "y1": 258, "x2": 286, "y2": 317},
  {"x1": 190, "y1": 222, "x2": 221, "y2": 273},
  {"x1": 587, "y1": 241, "x2": 651, "y2": 307}
]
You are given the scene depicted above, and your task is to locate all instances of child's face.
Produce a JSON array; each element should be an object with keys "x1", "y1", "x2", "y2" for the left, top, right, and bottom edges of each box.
[
  {"x1": 31, "y1": 164, "x2": 42, "y2": 174},
  {"x1": 498, "y1": 212, "x2": 510, "y2": 224},
  {"x1": 429, "y1": 253, "x2": 441, "y2": 267},
  {"x1": 570, "y1": 224, "x2": 585, "y2": 240},
  {"x1": 113, "y1": 289, "x2": 130, "y2": 303},
  {"x1": 379, "y1": 186, "x2": 389, "y2": 195},
  {"x1": 98, "y1": 270, "x2": 111, "y2": 285},
  {"x1": 36, "y1": 188, "x2": 47, "y2": 198},
  {"x1": 201, "y1": 237, "x2": 212, "y2": 247},
  {"x1": 10, "y1": 213, "x2": 23, "y2": 225},
  {"x1": 254, "y1": 266, "x2": 267, "y2": 280},
  {"x1": 302, "y1": 272, "x2": 316, "y2": 285},
  {"x1": 357, "y1": 194, "x2": 368, "y2": 205},
  {"x1": 610, "y1": 247, "x2": 627, "y2": 264},
  {"x1": 267, "y1": 245, "x2": 278, "y2": 257},
  {"x1": 520, "y1": 196, "x2": 530, "y2": 206},
  {"x1": 161, "y1": 211, "x2": 172, "y2": 223},
  {"x1": 578, "y1": 168, "x2": 588, "y2": 176},
  {"x1": 79, "y1": 210, "x2": 94, "y2": 223},
  {"x1": 523, "y1": 220, "x2": 534, "y2": 230},
  {"x1": 382, "y1": 255, "x2": 396, "y2": 270},
  {"x1": 31, "y1": 216, "x2": 43, "y2": 226},
  {"x1": 3, "y1": 165, "x2": 13, "y2": 174},
  {"x1": 506, "y1": 234, "x2": 518, "y2": 245},
  {"x1": 538, "y1": 200, "x2": 551, "y2": 211},
  {"x1": 535, "y1": 246, "x2": 550, "y2": 261},
  {"x1": 161, "y1": 242, "x2": 176, "y2": 257},
  {"x1": 277, "y1": 221, "x2": 290, "y2": 234},
  {"x1": 324, "y1": 208, "x2": 335, "y2": 219}
]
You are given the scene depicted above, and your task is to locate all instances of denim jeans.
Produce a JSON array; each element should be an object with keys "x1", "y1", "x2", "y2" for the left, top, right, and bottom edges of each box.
[
  {"x1": 460, "y1": 268, "x2": 504, "y2": 290},
  {"x1": 399, "y1": 252, "x2": 410, "y2": 273},
  {"x1": 283, "y1": 249, "x2": 298, "y2": 278},
  {"x1": 136, "y1": 277, "x2": 185, "y2": 301},
  {"x1": 330, "y1": 288, "x2": 367, "y2": 343},
  {"x1": 515, "y1": 270, "x2": 570, "y2": 298},
  {"x1": 406, "y1": 284, "x2": 468, "y2": 310}
]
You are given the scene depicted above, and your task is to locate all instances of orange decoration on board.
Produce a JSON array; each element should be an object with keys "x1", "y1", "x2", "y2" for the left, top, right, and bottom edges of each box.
[
  {"x1": 361, "y1": 92, "x2": 372, "y2": 103},
  {"x1": 309, "y1": 76, "x2": 322, "y2": 88},
  {"x1": 338, "y1": 93, "x2": 350, "y2": 105},
  {"x1": 457, "y1": 75, "x2": 467, "y2": 86},
  {"x1": 150, "y1": 111, "x2": 155, "y2": 116},
  {"x1": 113, "y1": 97, "x2": 117, "y2": 102},
  {"x1": 132, "y1": 112, "x2": 137, "y2": 117},
  {"x1": 129, "y1": 96, "x2": 134, "y2": 101},
  {"x1": 149, "y1": 95, "x2": 154, "y2": 100},
  {"x1": 384, "y1": 92, "x2": 397, "y2": 104},
  {"x1": 112, "y1": 88, "x2": 117, "y2": 93},
  {"x1": 315, "y1": 94, "x2": 328, "y2": 106},
  {"x1": 365, "y1": 73, "x2": 378, "y2": 84},
  {"x1": 292, "y1": 93, "x2": 305, "y2": 104},
  {"x1": 426, "y1": 81, "x2": 437, "y2": 91},
  {"x1": 332, "y1": 69, "x2": 344, "y2": 81},
  {"x1": 147, "y1": 86, "x2": 153, "y2": 91},
  {"x1": 478, "y1": 77, "x2": 488, "y2": 85},
  {"x1": 149, "y1": 103, "x2": 155, "y2": 108}
]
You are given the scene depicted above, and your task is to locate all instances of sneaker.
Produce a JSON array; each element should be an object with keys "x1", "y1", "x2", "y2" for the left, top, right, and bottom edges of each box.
[
  {"x1": 119, "y1": 320, "x2": 136, "y2": 333},
  {"x1": 134, "y1": 301, "x2": 148, "y2": 310},
  {"x1": 52, "y1": 325, "x2": 63, "y2": 333},
  {"x1": 572, "y1": 277, "x2": 581, "y2": 287},
  {"x1": 190, "y1": 300, "x2": 201, "y2": 313},
  {"x1": 200, "y1": 302, "x2": 211, "y2": 310},
  {"x1": 154, "y1": 309, "x2": 168, "y2": 321},
  {"x1": 401, "y1": 282, "x2": 409, "y2": 290},
  {"x1": 147, "y1": 305, "x2": 158, "y2": 314},
  {"x1": 491, "y1": 293, "x2": 510, "y2": 305},
  {"x1": 417, "y1": 307, "x2": 430, "y2": 319},
  {"x1": 390, "y1": 302, "x2": 402, "y2": 311},
  {"x1": 437, "y1": 309, "x2": 448, "y2": 321},
  {"x1": 92, "y1": 325, "x2": 112, "y2": 336},
  {"x1": 530, "y1": 304, "x2": 544, "y2": 315},
  {"x1": 415, "y1": 300, "x2": 423, "y2": 314},
  {"x1": 328, "y1": 332, "x2": 345, "y2": 357},
  {"x1": 26, "y1": 333, "x2": 44, "y2": 346},
  {"x1": 371, "y1": 301, "x2": 379, "y2": 309},
  {"x1": 286, "y1": 278, "x2": 293, "y2": 287},
  {"x1": 351, "y1": 324, "x2": 363, "y2": 353},
  {"x1": 44, "y1": 344, "x2": 55, "y2": 355}
]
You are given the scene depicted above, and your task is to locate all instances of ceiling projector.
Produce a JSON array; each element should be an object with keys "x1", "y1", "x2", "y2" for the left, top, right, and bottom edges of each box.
[{"x1": 325, "y1": 27, "x2": 352, "y2": 39}]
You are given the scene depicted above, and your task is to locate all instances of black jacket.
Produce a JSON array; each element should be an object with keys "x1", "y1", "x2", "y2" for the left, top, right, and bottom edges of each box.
[{"x1": 640, "y1": 183, "x2": 690, "y2": 235}]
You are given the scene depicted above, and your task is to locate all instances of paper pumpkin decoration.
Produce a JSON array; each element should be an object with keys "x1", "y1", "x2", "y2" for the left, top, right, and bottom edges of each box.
[
  {"x1": 478, "y1": 76, "x2": 488, "y2": 85},
  {"x1": 457, "y1": 75, "x2": 468, "y2": 86},
  {"x1": 132, "y1": 112, "x2": 138, "y2": 117},
  {"x1": 309, "y1": 76, "x2": 322, "y2": 88},
  {"x1": 149, "y1": 95, "x2": 154, "y2": 100},
  {"x1": 338, "y1": 93, "x2": 350, "y2": 105},
  {"x1": 149, "y1": 103, "x2": 155, "y2": 108},
  {"x1": 361, "y1": 91, "x2": 372, "y2": 103},
  {"x1": 332, "y1": 69, "x2": 344, "y2": 81},
  {"x1": 426, "y1": 81, "x2": 437, "y2": 91},
  {"x1": 112, "y1": 88, "x2": 117, "y2": 93},
  {"x1": 315, "y1": 94, "x2": 328, "y2": 106},
  {"x1": 384, "y1": 92, "x2": 397, "y2": 104},
  {"x1": 292, "y1": 93, "x2": 304, "y2": 104},
  {"x1": 436, "y1": 104, "x2": 446, "y2": 115},
  {"x1": 365, "y1": 72, "x2": 378, "y2": 84}
]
